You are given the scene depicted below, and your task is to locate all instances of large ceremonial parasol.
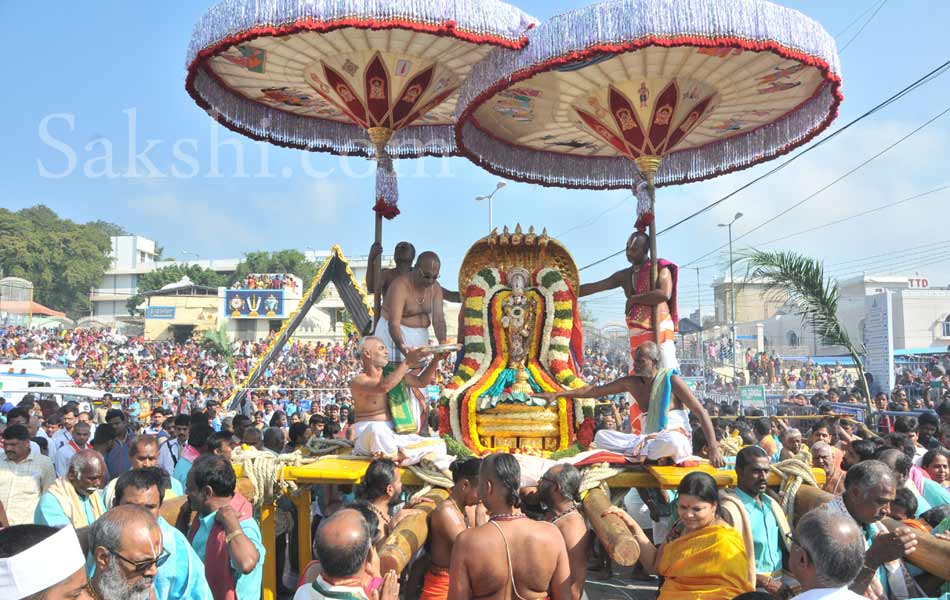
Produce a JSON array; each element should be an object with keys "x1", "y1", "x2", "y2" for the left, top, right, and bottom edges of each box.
[
  {"x1": 186, "y1": 0, "x2": 536, "y2": 322},
  {"x1": 455, "y1": 0, "x2": 842, "y2": 321}
]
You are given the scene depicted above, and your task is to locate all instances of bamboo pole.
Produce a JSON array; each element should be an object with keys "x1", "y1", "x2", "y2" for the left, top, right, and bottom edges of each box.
[
  {"x1": 379, "y1": 488, "x2": 450, "y2": 575},
  {"x1": 582, "y1": 487, "x2": 640, "y2": 566},
  {"x1": 791, "y1": 487, "x2": 950, "y2": 579},
  {"x1": 880, "y1": 516, "x2": 950, "y2": 580}
]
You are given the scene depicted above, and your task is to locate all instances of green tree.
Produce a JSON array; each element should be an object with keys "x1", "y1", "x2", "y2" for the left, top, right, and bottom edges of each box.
[
  {"x1": 231, "y1": 250, "x2": 316, "y2": 286},
  {"x1": 87, "y1": 220, "x2": 129, "y2": 237},
  {"x1": 739, "y1": 250, "x2": 873, "y2": 419},
  {"x1": 201, "y1": 323, "x2": 235, "y2": 368},
  {"x1": 0, "y1": 205, "x2": 113, "y2": 318},
  {"x1": 127, "y1": 264, "x2": 228, "y2": 315}
]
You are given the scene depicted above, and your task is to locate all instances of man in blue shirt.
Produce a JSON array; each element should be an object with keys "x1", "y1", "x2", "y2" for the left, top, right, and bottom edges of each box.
[
  {"x1": 111, "y1": 467, "x2": 213, "y2": 600},
  {"x1": 728, "y1": 445, "x2": 792, "y2": 598},
  {"x1": 185, "y1": 454, "x2": 264, "y2": 600}
]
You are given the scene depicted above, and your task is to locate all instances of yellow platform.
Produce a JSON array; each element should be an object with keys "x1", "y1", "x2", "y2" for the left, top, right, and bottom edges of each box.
[{"x1": 237, "y1": 455, "x2": 825, "y2": 490}]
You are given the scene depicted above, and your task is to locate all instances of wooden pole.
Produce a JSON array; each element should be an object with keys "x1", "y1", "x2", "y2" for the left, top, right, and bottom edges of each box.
[
  {"x1": 881, "y1": 516, "x2": 950, "y2": 579},
  {"x1": 791, "y1": 486, "x2": 950, "y2": 579},
  {"x1": 633, "y1": 156, "x2": 662, "y2": 347},
  {"x1": 379, "y1": 488, "x2": 450, "y2": 575},
  {"x1": 372, "y1": 211, "x2": 383, "y2": 333},
  {"x1": 790, "y1": 485, "x2": 834, "y2": 525},
  {"x1": 582, "y1": 488, "x2": 640, "y2": 566},
  {"x1": 647, "y1": 184, "x2": 659, "y2": 345}
]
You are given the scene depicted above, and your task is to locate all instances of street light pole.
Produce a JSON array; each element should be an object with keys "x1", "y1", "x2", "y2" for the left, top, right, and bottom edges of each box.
[
  {"x1": 475, "y1": 182, "x2": 507, "y2": 233},
  {"x1": 719, "y1": 212, "x2": 743, "y2": 389},
  {"x1": 696, "y1": 266, "x2": 704, "y2": 377}
]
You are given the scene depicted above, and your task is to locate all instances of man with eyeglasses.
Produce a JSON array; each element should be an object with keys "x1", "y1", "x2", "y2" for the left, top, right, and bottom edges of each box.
[
  {"x1": 88, "y1": 504, "x2": 164, "y2": 600},
  {"x1": 376, "y1": 250, "x2": 448, "y2": 364},
  {"x1": 112, "y1": 468, "x2": 213, "y2": 600}
]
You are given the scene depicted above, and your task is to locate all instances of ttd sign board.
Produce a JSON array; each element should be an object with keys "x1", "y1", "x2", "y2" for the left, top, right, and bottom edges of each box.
[{"x1": 740, "y1": 385, "x2": 767, "y2": 411}]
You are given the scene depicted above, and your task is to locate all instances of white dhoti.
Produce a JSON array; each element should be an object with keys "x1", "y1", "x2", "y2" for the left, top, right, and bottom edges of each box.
[
  {"x1": 592, "y1": 429, "x2": 692, "y2": 463},
  {"x1": 373, "y1": 316, "x2": 430, "y2": 363},
  {"x1": 353, "y1": 421, "x2": 452, "y2": 471}
]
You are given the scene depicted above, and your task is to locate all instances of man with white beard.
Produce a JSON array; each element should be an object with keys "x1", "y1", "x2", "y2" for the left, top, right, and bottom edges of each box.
[{"x1": 88, "y1": 504, "x2": 164, "y2": 600}]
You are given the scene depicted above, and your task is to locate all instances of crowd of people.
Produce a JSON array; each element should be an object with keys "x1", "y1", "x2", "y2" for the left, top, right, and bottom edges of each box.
[
  {"x1": 6, "y1": 319, "x2": 950, "y2": 600},
  {"x1": 235, "y1": 273, "x2": 300, "y2": 291}
]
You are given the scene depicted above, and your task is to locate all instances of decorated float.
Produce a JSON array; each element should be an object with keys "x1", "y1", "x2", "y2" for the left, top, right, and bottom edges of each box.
[{"x1": 179, "y1": 1, "x2": 950, "y2": 598}]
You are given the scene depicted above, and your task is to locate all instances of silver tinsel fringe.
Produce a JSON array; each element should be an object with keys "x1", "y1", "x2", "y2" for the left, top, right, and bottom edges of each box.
[
  {"x1": 187, "y1": 0, "x2": 539, "y2": 66},
  {"x1": 454, "y1": 0, "x2": 842, "y2": 189}
]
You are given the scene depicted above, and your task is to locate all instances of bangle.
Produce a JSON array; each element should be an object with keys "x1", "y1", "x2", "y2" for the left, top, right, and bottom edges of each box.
[{"x1": 226, "y1": 530, "x2": 246, "y2": 543}]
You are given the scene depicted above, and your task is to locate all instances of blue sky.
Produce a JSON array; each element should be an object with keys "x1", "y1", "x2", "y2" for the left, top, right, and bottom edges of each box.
[{"x1": 2, "y1": 1, "x2": 949, "y2": 328}]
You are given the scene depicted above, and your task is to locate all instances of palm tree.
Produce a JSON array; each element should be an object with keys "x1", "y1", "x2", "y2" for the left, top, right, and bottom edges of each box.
[
  {"x1": 738, "y1": 250, "x2": 873, "y2": 420},
  {"x1": 201, "y1": 322, "x2": 235, "y2": 369}
]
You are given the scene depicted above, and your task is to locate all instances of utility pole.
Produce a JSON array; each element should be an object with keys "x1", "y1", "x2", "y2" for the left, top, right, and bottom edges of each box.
[
  {"x1": 696, "y1": 266, "x2": 704, "y2": 377},
  {"x1": 719, "y1": 213, "x2": 743, "y2": 389}
]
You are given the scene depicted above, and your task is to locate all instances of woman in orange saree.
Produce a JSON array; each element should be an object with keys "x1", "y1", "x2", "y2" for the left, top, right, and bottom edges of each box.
[{"x1": 603, "y1": 472, "x2": 753, "y2": 600}]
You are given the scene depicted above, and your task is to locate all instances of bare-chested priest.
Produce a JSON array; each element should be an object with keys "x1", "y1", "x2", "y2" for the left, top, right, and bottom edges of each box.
[
  {"x1": 540, "y1": 341, "x2": 724, "y2": 468},
  {"x1": 448, "y1": 453, "x2": 572, "y2": 600},
  {"x1": 375, "y1": 251, "x2": 448, "y2": 363},
  {"x1": 579, "y1": 231, "x2": 679, "y2": 370},
  {"x1": 369, "y1": 242, "x2": 462, "y2": 305},
  {"x1": 351, "y1": 336, "x2": 453, "y2": 470},
  {"x1": 368, "y1": 241, "x2": 416, "y2": 300},
  {"x1": 539, "y1": 465, "x2": 590, "y2": 600},
  {"x1": 419, "y1": 457, "x2": 482, "y2": 600}
]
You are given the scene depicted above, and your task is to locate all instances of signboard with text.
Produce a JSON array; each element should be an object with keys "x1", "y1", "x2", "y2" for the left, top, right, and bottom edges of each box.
[
  {"x1": 225, "y1": 289, "x2": 285, "y2": 319},
  {"x1": 739, "y1": 385, "x2": 767, "y2": 411},
  {"x1": 145, "y1": 306, "x2": 176, "y2": 319},
  {"x1": 864, "y1": 292, "x2": 895, "y2": 395}
]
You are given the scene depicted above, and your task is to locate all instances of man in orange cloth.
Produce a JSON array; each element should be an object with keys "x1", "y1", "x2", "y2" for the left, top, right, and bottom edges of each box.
[
  {"x1": 580, "y1": 231, "x2": 678, "y2": 370},
  {"x1": 419, "y1": 457, "x2": 482, "y2": 600},
  {"x1": 580, "y1": 231, "x2": 679, "y2": 430}
]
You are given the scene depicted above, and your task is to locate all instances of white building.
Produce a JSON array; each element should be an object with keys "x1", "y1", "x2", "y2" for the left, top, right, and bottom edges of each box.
[
  {"x1": 90, "y1": 236, "x2": 160, "y2": 318},
  {"x1": 736, "y1": 274, "x2": 950, "y2": 355},
  {"x1": 91, "y1": 235, "x2": 464, "y2": 342},
  {"x1": 90, "y1": 235, "x2": 240, "y2": 319}
]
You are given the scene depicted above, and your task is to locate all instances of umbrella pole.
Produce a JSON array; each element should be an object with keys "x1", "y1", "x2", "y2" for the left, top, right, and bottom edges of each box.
[
  {"x1": 372, "y1": 211, "x2": 383, "y2": 333},
  {"x1": 647, "y1": 186, "x2": 659, "y2": 345},
  {"x1": 368, "y1": 126, "x2": 395, "y2": 336},
  {"x1": 635, "y1": 156, "x2": 662, "y2": 346}
]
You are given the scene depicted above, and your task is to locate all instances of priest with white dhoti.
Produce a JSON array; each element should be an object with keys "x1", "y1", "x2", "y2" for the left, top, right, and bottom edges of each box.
[
  {"x1": 350, "y1": 337, "x2": 454, "y2": 472},
  {"x1": 373, "y1": 252, "x2": 449, "y2": 431}
]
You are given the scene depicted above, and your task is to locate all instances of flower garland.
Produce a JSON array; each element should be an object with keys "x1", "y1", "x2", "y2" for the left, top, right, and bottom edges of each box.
[
  {"x1": 441, "y1": 268, "x2": 506, "y2": 443},
  {"x1": 441, "y1": 266, "x2": 589, "y2": 454},
  {"x1": 533, "y1": 268, "x2": 590, "y2": 427}
]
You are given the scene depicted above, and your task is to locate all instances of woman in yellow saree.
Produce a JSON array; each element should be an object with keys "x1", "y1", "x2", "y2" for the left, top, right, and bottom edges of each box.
[{"x1": 603, "y1": 472, "x2": 754, "y2": 600}]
